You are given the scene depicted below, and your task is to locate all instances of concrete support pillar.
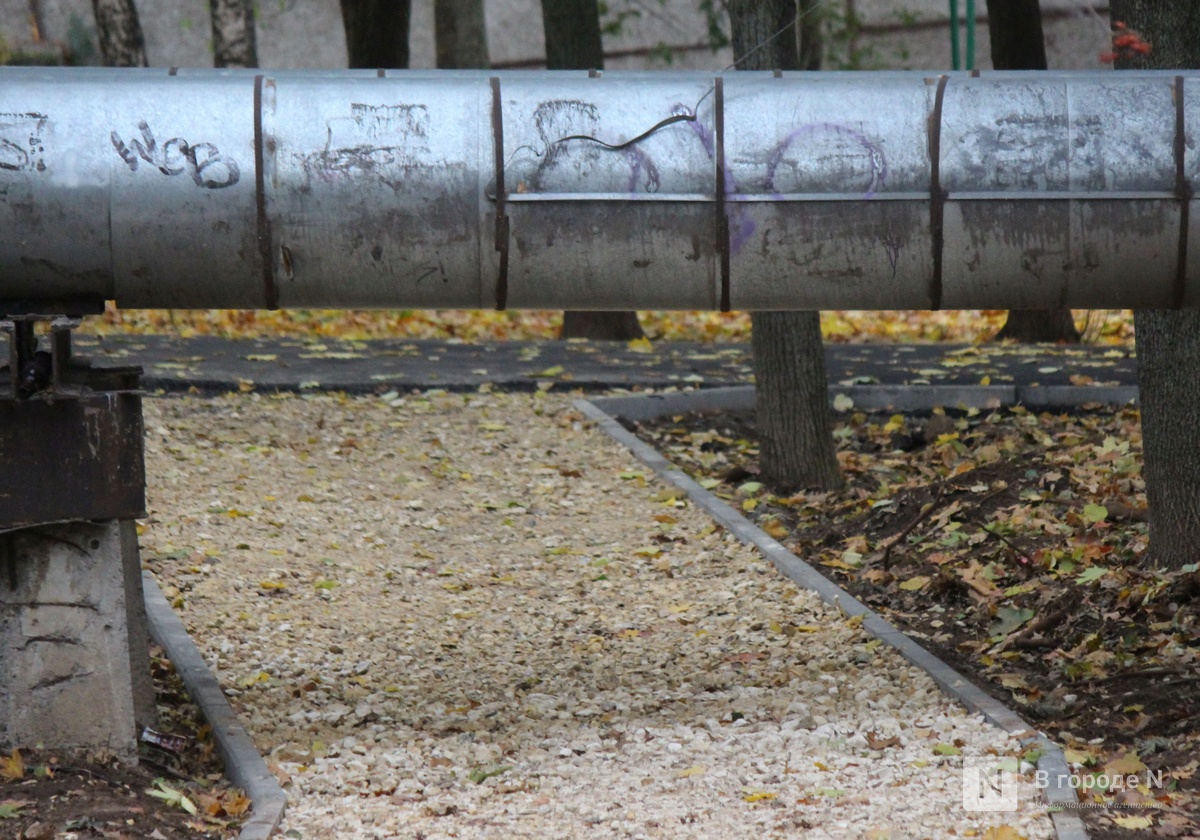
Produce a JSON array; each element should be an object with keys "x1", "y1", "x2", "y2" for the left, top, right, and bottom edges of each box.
[{"x1": 0, "y1": 520, "x2": 156, "y2": 758}]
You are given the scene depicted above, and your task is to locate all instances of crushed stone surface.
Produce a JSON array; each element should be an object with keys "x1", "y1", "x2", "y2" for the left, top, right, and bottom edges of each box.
[{"x1": 141, "y1": 390, "x2": 1054, "y2": 839}]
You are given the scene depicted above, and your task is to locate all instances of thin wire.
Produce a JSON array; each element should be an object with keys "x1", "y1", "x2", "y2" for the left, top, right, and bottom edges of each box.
[{"x1": 516, "y1": 2, "x2": 828, "y2": 167}]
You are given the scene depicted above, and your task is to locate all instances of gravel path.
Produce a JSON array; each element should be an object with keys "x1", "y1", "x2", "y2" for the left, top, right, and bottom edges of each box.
[{"x1": 142, "y1": 390, "x2": 1054, "y2": 839}]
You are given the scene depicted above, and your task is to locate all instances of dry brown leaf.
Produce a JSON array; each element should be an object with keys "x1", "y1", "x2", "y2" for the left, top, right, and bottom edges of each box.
[
  {"x1": 222, "y1": 792, "x2": 252, "y2": 817},
  {"x1": 865, "y1": 731, "x2": 901, "y2": 750}
]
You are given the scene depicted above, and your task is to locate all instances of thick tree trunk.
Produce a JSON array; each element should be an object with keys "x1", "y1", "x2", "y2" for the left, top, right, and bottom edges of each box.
[
  {"x1": 544, "y1": 0, "x2": 646, "y2": 341},
  {"x1": 91, "y1": 0, "x2": 147, "y2": 67},
  {"x1": 1111, "y1": 0, "x2": 1200, "y2": 569},
  {"x1": 209, "y1": 0, "x2": 257, "y2": 69},
  {"x1": 730, "y1": 0, "x2": 842, "y2": 491},
  {"x1": 339, "y1": 0, "x2": 411, "y2": 69},
  {"x1": 751, "y1": 311, "x2": 843, "y2": 491},
  {"x1": 986, "y1": 0, "x2": 1047, "y2": 68},
  {"x1": 542, "y1": 0, "x2": 604, "y2": 69},
  {"x1": 435, "y1": 0, "x2": 489, "y2": 69},
  {"x1": 987, "y1": 0, "x2": 1080, "y2": 344},
  {"x1": 797, "y1": 0, "x2": 822, "y2": 71},
  {"x1": 994, "y1": 309, "x2": 1079, "y2": 343}
]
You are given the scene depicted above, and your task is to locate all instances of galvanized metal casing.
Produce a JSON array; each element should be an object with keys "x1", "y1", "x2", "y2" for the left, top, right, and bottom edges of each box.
[
  {"x1": 1, "y1": 68, "x2": 1199, "y2": 312},
  {"x1": 500, "y1": 72, "x2": 719, "y2": 310},
  {"x1": 265, "y1": 73, "x2": 490, "y2": 309},
  {"x1": 724, "y1": 72, "x2": 935, "y2": 310},
  {"x1": 940, "y1": 71, "x2": 1182, "y2": 310}
]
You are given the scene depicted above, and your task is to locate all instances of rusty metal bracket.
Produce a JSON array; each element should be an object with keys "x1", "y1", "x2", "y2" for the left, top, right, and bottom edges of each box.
[{"x1": 0, "y1": 316, "x2": 145, "y2": 532}]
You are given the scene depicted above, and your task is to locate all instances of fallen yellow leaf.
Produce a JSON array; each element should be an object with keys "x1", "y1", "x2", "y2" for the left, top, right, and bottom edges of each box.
[
  {"x1": 0, "y1": 750, "x2": 22, "y2": 781},
  {"x1": 1114, "y1": 815, "x2": 1153, "y2": 829},
  {"x1": 1104, "y1": 752, "x2": 1148, "y2": 776},
  {"x1": 982, "y1": 827, "x2": 1027, "y2": 840}
]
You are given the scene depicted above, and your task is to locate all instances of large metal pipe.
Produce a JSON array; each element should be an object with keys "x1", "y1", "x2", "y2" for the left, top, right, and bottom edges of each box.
[{"x1": 1, "y1": 67, "x2": 1198, "y2": 312}]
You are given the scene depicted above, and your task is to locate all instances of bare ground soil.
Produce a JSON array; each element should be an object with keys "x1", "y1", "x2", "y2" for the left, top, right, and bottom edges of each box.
[{"x1": 0, "y1": 644, "x2": 245, "y2": 839}]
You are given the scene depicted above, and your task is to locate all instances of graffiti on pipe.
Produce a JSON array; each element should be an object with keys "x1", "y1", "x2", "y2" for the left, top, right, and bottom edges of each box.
[
  {"x1": 765, "y1": 123, "x2": 888, "y2": 198},
  {"x1": 0, "y1": 112, "x2": 48, "y2": 173},
  {"x1": 298, "y1": 103, "x2": 433, "y2": 193},
  {"x1": 678, "y1": 112, "x2": 756, "y2": 253},
  {"x1": 110, "y1": 121, "x2": 240, "y2": 189},
  {"x1": 529, "y1": 100, "x2": 662, "y2": 194}
]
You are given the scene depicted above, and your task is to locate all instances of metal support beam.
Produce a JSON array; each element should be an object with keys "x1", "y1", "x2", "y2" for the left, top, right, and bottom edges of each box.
[{"x1": 1, "y1": 67, "x2": 1199, "y2": 311}]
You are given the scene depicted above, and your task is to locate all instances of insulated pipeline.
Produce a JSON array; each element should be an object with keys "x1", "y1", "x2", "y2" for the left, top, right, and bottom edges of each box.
[{"x1": 1, "y1": 67, "x2": 1198, "y2": 312}]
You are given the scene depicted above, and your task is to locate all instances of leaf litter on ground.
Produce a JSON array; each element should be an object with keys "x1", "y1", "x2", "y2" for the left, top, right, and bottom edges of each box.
[
  {"x1": 631, "y1": 403, "x2": 1200, "y2": 838},
  {"x1": 0, "y1": 644, "x2": 246, "y2": 839},
  {"x1": 83, "y1": 306, "x2": 1134, "y2": 345}
]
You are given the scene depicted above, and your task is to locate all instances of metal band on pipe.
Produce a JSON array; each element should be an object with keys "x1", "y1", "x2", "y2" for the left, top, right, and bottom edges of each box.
[
  {"x1": 253, "y1": 74, "x2": 277, "y2": 310},
  {"x1": 928, "y1": 75, "x2": 948, "y2": 311},
  {"x1": 490, "y1": 76, "x2": 509, "y2": 311},
  {"x1": 1175, "y1": 75, "x2": 1191, "y2": 309},
  {"x1": 715, "y1": 76, "x2": 729, "y2": 313}
]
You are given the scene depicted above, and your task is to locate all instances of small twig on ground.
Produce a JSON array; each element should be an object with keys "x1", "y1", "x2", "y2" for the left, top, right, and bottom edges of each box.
[
  {"x1": 138, "y1": 756, "x2": 191, "y2": 782},
  {"x1": 882, "y1": 485, "x2": 947, "y2": 571},
  {"x1": 1053, "y1": 496, "x2": 1148, "y2": 522},
  {"x1": 57, "y1": 765, "x2": 120, "y2": 785},
  {"x1": 981, "y1": 524, "x2": 1033, "y2": 565},
  {"x1": 1079, "y1": 666, "x2": 1182, "y2": 686},
  {"x1": 1005, "y1": 607, "x2": 1070, "y2": 651},
  {"x1": 1151, "y1": 676, "x2": 1200, "y2": 690},
  {"x1": 1020, "y1": 607, "x2": 1069, "y2": 639}
]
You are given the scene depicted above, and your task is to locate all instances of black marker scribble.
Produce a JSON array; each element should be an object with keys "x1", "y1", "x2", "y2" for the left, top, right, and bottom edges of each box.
[
  {"x1": 297, "y1": 104, "x2": 431, "y2": 193},
  {"x1": 110, "y1": 121, "x2": 240, "y2": 189},
  {"x1": 0, "y1": 112, "x2": 48, "y2": 173}
]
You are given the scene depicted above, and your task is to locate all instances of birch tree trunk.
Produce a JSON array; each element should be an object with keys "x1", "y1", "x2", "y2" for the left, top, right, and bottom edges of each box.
[
  {"x1": 91, "y1": 0, "x2": 147, "y2": 67},
  {"x1": 209, "y1": 0, "x2": 258, "y2": 69}
]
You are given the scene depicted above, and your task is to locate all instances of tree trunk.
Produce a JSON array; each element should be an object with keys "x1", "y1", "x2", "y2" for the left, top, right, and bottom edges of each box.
[
  {"x1": 987, "y1": 0, "x2": 1080, "y2": 344},
  {"x1": 1110, "y1": 0, "x2": 1200, "y2": 569},
  {"x1": 544, "y1": 0, "x2": 646, "y2": 341},
  {"x1": 797, "y1": 0, "x2": 822, "y2": 71},
  {"x1": 339, "y1": 0, "x2": 411, "y2": 69},
  {"x1": 729, "y1": 0, "x2": 842, "y2": 491},
  {"x1": 209, "y1": 0, "x2": 257, "y2": 69},
  {"x1": 751, "y1": 308, "x2": 844, "y2": 492},
  {"x1": 994, "y1": 309, "x2": 1080, "y2": 343},
  {"x1": 435, "y1": 0, "x2": 489, "y2": 69},
  {"x1": 91, "y1": 0, "x2": 147, "y2": 67},
  {"x1": 542, "y1": 0, "x2": 604, "y2": 69}
]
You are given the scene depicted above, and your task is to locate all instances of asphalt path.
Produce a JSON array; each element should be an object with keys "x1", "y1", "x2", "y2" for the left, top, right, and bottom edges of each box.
[{"x1": 73, "y1": 334, "x2": 1138, "y2": 394}]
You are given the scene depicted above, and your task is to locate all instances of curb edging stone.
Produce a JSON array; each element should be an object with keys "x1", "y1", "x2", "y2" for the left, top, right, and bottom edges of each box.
[
  {"x1": 592, "y1": 383, "x2": 1137, "y2": 422},
  {"x1": 576, "y1": 393, "x2": 1089, "y2": 840},
  {"x1": 142, "y1": 572, "x2": 287, "y2": 840}
]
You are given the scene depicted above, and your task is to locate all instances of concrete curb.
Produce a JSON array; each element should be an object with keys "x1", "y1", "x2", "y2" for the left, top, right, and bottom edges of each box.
[
  {"x1": 142, "y1": 573, "x2": 287, "y2": 840},
  {"x1": 575, "y1": 395, "x2": 1089, "y2": 840},
  {"x1": 592, "y1": 383, "x2": 1137, "y2": 422}
]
